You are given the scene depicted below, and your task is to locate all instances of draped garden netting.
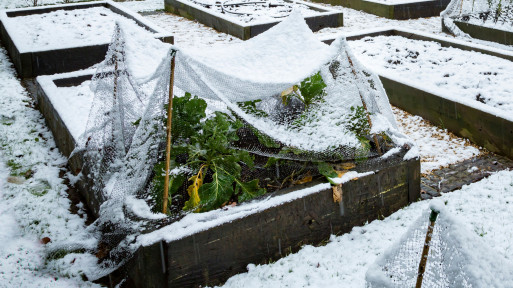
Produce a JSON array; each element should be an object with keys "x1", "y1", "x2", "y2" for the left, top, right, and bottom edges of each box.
[
  {"x1": 78, "y1": 13, "x2": 408, "y2": 221},
  {"x1": 442, "y1": 0, "x2": 513, "y2": 35},
  {"x1": 365, "y1": 203, "x2": 513, "y2": 288},
  {"x1": 74, "y1": 14, "x2": 408, "y2": 277}
]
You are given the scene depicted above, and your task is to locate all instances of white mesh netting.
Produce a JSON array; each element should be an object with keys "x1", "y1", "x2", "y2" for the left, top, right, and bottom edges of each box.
[
  {"x1": 76, "y1": 23, "x2": 147, "y2": 208},
  {"x1": 77, "y1": 12, "x2": 408, "y2": 227},
  {"x1": 366, "y1": 207, "x2": 513, "y2": 288},
  {"x1": 442, "y1": 0, "x2": 513, "y2": 36},
  {"x1": 173, "y1": 11, "x2": 401, "y2": 156},
  {"x1": 75, "y1": 14, "x2": 409, "y2": 278}
]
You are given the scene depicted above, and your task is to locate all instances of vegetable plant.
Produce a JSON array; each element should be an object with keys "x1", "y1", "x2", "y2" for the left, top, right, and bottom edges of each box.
[
  {"x1": 281, "y1": 72, "x2": 327, "y2": 109},
  {"x1": 150, "y1": 93, "x2": 266, "y2": 213}
]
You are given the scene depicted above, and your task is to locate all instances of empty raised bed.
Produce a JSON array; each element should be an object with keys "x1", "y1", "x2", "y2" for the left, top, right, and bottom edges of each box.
[
  {"x1": 323, "y1": 28, "x2": 513, "y2": 159},
  {"x1": 310, "y1": 0, "x2": 450, "y2": 19},
  {"x1": 442, "y1": 0, "x2": 513, "y2": 45},
  {"x1": 164, "y1": 0, "x2": 343, "y2": 39},
  {"x1": 0, "y1": 0, "x2": 173, "y2": 78},
  {"x1": 36, "y1": 70, "x2": 99, "y2": 214}
]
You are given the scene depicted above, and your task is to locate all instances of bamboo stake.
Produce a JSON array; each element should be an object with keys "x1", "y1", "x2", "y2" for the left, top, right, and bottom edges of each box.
[
  {"x1": 162, "y1": 53, "x2": 176, "y2": 214},
  {"x1": 415, "y1": 208, "x2": 440, "y2": 288},
  {"x1": 346, "y1": 55, "x2": 382, "y2": 155}
]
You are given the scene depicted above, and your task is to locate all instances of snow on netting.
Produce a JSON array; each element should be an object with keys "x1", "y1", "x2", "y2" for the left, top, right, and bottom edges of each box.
[
  {"x1": 73, "y1": 23, "x2": 173, "y2": 278},
  {"x1": 75, "y1": 13, "x2": 407, "y2": 227},
  {"x1": 173, "y1": 11, "x2": 401, "y2": 160},
  {"x1": 442, "y1": 0, "x2": 513, "y2": 36},
  {"x1": 365, "y1": 204, "x2": 513, "y2": 288},
  {"x1": 76, "y1": 23, "x2": 149, "y2": 206},
  {"x1": 75, "y1": 14, "x2": 408, "y2": 278},
  {"x1": 81, "y1": 24, "x2": 171, "y2": 210}
]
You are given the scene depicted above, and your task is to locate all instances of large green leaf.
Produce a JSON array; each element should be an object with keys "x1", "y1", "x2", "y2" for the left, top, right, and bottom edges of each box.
[
  {"x1": 236, "y1": 178, "x2": 266, "y2": 203},
  {"x1": 198, "y1": 171, "x2": 235, "y2": 212},
  {"x1": 237, "y1": 99, "x2": 268, "y2": 117},
  {"x1": 171, "y1": 93, "x2": 207, "y2": 141},
  {"x1": 299, "y1": 72, "x2": 327, "y2": 107},
  {"x1": 317, "y1": 162, "x2": 338, "y2": 178}
]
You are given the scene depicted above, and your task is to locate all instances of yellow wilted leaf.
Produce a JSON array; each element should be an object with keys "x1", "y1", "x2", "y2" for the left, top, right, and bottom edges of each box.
[
  {"x1": 335, "y1": 170, "x2": 348, "y2": 178},
  {"x1": 184, "y1": 165, "x2": 205, "y2": 211},
  {"x1": 332, "y1": 185, "x2": 342, "y2": 203},
  {"x1": 281, "y1": 87, "x2": 294, "y2": 97},
  {"x1": 335, "y1": 162, "x2": 356, "y2": 171},
  {"x1": 293, "y1": 174, "x2": 313, "y2": 185}
]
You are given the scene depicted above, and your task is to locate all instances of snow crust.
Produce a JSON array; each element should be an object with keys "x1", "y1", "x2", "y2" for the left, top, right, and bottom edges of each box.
[
  {"x1": 0, "y1": 1, "x2": 168, "y2": 53},
  {"x1": 172, "y1": 0, "x2": 337, "y2": 25},
  {"x1": 329, "y1": 171, "x2": 374, "y2": 185},
  {"x1": 186, "y1": 0, "x2": 320, "y2": 24},
  {"x1": 380, "y1": 147, "x2": 401, "y2": 159},
  {"x1": 177, "y1": 11, "x2": 337, "y2": 91},
  {"x1": 349, "y1": 35, "x2": 513, "y2": 116},
  {"x1": 0, "y1": 46, "x2": 99, "y2": 286},
  {"x1": 136, "y1": 171, "x2": 371, "y2": 246},
  {"x1": 392, "y1": 107, "x2": 480, "y2": 173},
  {"x1": 429, "y1": 198, "x2": 444, "y2": 213},
  {"x1": 218, "y1": 170, "x2": 513, "y2": 288},
  {"x1": 37, "y1": 71, "x2": 95, "y2": 141}
]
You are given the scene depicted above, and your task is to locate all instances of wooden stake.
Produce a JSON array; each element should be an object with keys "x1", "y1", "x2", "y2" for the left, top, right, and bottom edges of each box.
[
  {"x1": 415, "y1": 209, "x2": 440, "y2": 288},
  {"x1": 162, "y1": 53, "x2": 176, "y2": 214},
  {"x1": 346, "y1": 55, "x2": 382, "y2": 155}
]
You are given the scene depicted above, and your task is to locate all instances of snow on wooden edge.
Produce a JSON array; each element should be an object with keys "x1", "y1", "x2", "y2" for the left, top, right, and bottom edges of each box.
[{"x1": 135, "y1": 171, "x2": 372, "y2": 247}]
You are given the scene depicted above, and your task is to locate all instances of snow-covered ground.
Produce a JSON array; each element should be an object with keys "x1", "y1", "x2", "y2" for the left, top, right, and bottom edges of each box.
[
  {"x1": 392, "y1": 107, "x2": 481, "y2": 174},
  {"x1": 4, "y1": 6, "x2": 157, "y2": 51},
  {"x1": 0, "y1": 0, "x2": 81, "y2": 9},
  {"x1": 350, "y1": 35, "x2": 513, "y2": 113},
  {"x1": 180, "y1": 0, "x2": 323, "y2": 24},
  {"x1": 218, "y1": 170, "x2": 513, "y2": 288},
  {"x1": 0, "y1": 0, "x2": 512, "y2": 286},
  {"x1": 0, "y1": 45, "x2": 100, "y2": 286}
]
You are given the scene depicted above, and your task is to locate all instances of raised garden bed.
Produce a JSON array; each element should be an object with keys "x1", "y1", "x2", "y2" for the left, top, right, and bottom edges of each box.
[
  {"x1": 442, "y1": 10, "x2": 513, "y2": 45},
  {"x1": 0, "y1": 1, "x2": 173, "y2": 78},
  {"x1": 322, "y1": 27, "x2": 513, "y2": 159},
  {"x1": 164, "y1": 0, "x2": 343, "y2": 39},
  {"x1": 310, "y1": 0, "x2": 450, "y2": 19},
  {"x1": 35, "y1": 70, "x2": 101, "y2": 214},
  {"x1": 36, "y1": 68, "x2": 420, "y2": 287},
  {"x1": 123, "y1": 149, "x2": 420, "y2": 287}
]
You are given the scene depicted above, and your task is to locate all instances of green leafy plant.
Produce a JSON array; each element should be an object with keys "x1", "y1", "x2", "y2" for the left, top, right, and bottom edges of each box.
[
  {"x1": 237, "y1": 99, "x2": 268, "y2": 117},
  {"x1": 347, "y1": 106, "x2": 371, "y2": 138},
  {"x1": 183, "y1": 111, "x2": 266, "y2": 211},
  {"x1": 150, "y1": 93, "x2": 266, "y2": 213},
  {"x1": 346, "y1": 106, "x2": 372, "y2": 162},
  {"x1": 281, "y1": 72, "x2": 327, "y2": 109}
]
